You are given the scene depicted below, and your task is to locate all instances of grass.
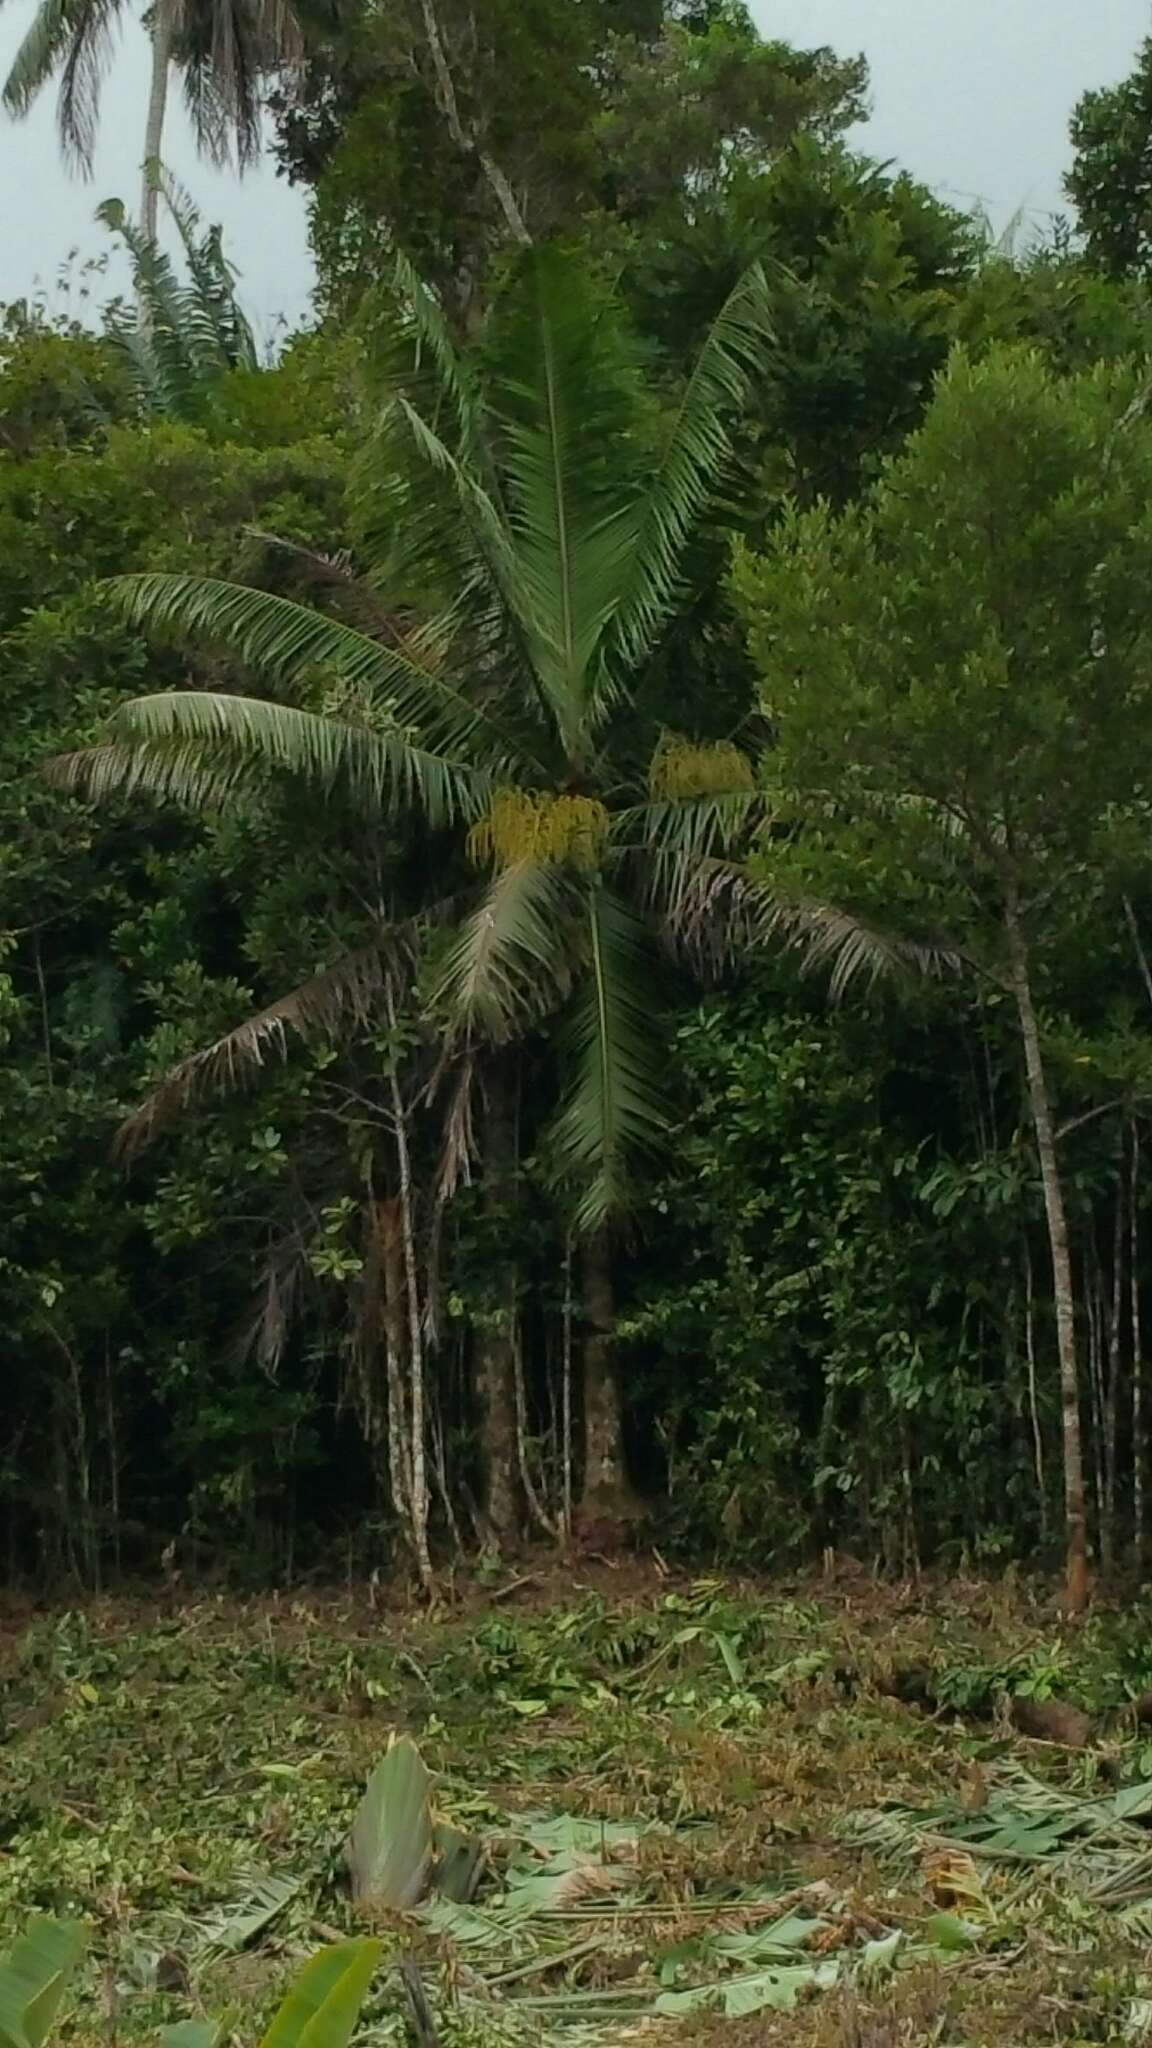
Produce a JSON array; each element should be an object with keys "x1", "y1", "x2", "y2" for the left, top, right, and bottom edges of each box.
[{"x1": 6, "y1": 1565, "x2": 1152, "y2": 2045}]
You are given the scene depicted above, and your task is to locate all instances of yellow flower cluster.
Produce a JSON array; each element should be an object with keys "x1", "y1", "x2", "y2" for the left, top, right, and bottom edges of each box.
[
  {"x1": 647, "y1": 735, "x2": 755, "y2": 800},
  {"x1": 467, "y1": 788, "x2": 610, "y2": 869}
]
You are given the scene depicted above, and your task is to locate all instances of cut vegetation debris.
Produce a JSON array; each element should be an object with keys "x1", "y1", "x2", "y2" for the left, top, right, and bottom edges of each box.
[{"x1": 14, "y1": 1583, "x2": 1152, "y2": 2042}]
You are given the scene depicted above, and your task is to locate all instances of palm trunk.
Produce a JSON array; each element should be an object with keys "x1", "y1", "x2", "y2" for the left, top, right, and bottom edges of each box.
[
  {"x1": 1003, "y1": 884, "x2": 1088, "y2": 1611},
  {"x1": 476, "y1": 1057, "x2": 520, "y2": 1544},
  {"x1": 579, "y1": 1227, "x2": 630, "y2": 1516},
  {"x1": 141, "y1": 8, "x2": 172, "y2": 240}
]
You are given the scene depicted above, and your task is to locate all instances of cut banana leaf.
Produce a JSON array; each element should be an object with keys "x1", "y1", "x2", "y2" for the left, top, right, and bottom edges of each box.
[
  {"x1": 655, "y1": 1962, "x2": 835, "y2": 2019},
  {"x1": 0, "y1": 1918, "x2": 86, "y2": 2048},
  {"x1": 195, "y1": 1872, "x2": 302, "y2": 1956},
  {"x1": 260, "y1": 1938, "x2": 381, "y2": 2048},
  {"x1": 347, "y1": 1737, "x2": 434, "y2": 1911}
]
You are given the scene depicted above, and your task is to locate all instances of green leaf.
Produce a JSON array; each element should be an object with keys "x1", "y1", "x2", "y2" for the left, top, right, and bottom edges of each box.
[
  {"x1": 260, "y1": 1941, "x2": 381, "y2": 2048},
  {"x1": 0, "y1": 1918, "x2": 86, "y2": 2048},
  {"x1": 158, "y1": 2022, "x2": 222, "y2": 2048},
  {"x1": 346, "y1": 1736, "x2": 434, "y2": 1911},
  {"x1": 924, "y1": 1912, "x2": 978, "y2": 1952}
]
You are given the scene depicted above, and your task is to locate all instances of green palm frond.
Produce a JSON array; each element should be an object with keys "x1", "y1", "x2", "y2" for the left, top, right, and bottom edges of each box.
[
  {"x1": 437, "y1": 860, "x2": 578, "y2": 1042},
  {"x1": 612, "y1": 788, "x2": 763, "y2": 863},
  {"x1": 52, "y1": 0, "x2": 124, "y2": 166},
  {"x1": 104, "y1": 575, "x2": 523, "y2": 778},
  {"x1": 551, "y1": 884, "x2": 670, "y2": 1228},
  {"x1": 56, "y1": 688, "x2": 487, "y2": 827},
  {"x1": 388, "y1": 251, "x2": 486, "y2": 466},
  {"x1": 494, "y1": 247, "x2": 647, "y2": 760},
  {"x1": 2, "y1": 0, "x2": 125, "y2": 166},
  {"x1": 604, "y1": 264, "x2": 775, "y2": 694},
  {"x1": 99, "y1": 174, "x2": 258, "y2": 419},
  {"x1": 115, "y1": 930, "x2": 415, "y2": 1154},
  {"x1": 170, "y1": 0, "x2": 303, "y2": 168},
  {"x1": 2, "y1": 0, "x2": 75, "y2": 115}
]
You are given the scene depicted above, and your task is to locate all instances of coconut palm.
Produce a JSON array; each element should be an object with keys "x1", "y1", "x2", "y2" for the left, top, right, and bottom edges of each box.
[
  {"x1": 55, "y1": 246, "x2": 777, "y2": 1519},
  {"x1": 0, "y1": 0, "x2": 303, "y2": 237}
]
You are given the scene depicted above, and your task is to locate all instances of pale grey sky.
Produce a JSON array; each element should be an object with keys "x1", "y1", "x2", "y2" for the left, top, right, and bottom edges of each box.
[{"x1": 1, "y1": 0, "x2": 1151, "y2": 331}]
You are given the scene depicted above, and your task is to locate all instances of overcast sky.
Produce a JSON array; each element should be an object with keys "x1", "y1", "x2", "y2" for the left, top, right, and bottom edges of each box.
[{"x1": 1, "y1": 0, "x2": 1151, "y2": 332}]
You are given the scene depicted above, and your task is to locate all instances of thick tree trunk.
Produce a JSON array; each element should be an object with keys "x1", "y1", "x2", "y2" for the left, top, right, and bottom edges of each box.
[
  {"x1": 1003, "y1": 886, "x2": 1088, "y2": 1611},
  {"x1": 579, "y1": 1227, "x2": 630, "y2": 1516},
  {"x1": 140, "y1": 9, "x2": 172, "y2": 240}
]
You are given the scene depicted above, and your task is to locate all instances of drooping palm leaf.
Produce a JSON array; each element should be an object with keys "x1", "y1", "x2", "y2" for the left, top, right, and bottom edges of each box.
[
  {"x1": 551, "y1": 885, "x2": 670, "y2": 1227},
  {"x1": 113, "y1": 929, "x2": 416, "y2": 1153},
  {"x1": 436, "y1": 859, "x2": 578, "y2": 1042},
  {"x1": 170, "y1": 0, "x2": 303, "y2": 168},
  {"x1": 1, "y1": 0, "x2": 125, "y2": 166},
  {"x1": 103, "y1": 575, "x2": 523, "y2": 784}
]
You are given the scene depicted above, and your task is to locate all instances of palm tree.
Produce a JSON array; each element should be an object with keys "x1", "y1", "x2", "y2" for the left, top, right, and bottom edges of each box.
[
  {"x1": 0, "y1": 0, "x2": 303, "y2": 237},
  {"x1": 99, "y1": 166, "x2": 258, "y2": 417},
  {"x1": 55, "y1": 246, "x2": 776, "y2": 1526}
]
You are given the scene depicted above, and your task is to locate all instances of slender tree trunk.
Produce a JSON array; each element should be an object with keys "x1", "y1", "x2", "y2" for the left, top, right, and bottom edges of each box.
[
  {"x1": 140, "y1": 8, "x2": 172, "y2": 240},
  {"x1": 376, "y1": 1196, "x2": 414, "y2": 1534},
  {"x1": 475, "y1": 1058, "x2": 520, "y2": 1544},
  {"x1": 1132, "y1": 1120, "x2": 1145, "y2": 1572},
  {"x1": 1003, "y1": 885, "x2": 1088, "y2": 1611},
  {"x1": 1023, "y1": 1238, "x2": 1047, "y2": 1538},
  {"x1": 415, "y1": 0, "x2": 531, "y2": 246},
  {"x1": 389, "y1": 1065, "x2": 433, "y2": 1592},
  {"x1": 579, "y1": 1227, "x2": 630, "y2": 1517}
]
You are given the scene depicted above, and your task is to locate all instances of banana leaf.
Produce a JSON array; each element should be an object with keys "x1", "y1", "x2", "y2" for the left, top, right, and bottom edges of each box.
[
  {"x1": 260, "y1": 1939, "x2": 381, "y2": 2048},
  {"x1": 347, "y1": 1737, "x2": 434, "y2": 1911},
  {"x1": 0, "y1": 1918, "x2": 86, "y2": 2048}
]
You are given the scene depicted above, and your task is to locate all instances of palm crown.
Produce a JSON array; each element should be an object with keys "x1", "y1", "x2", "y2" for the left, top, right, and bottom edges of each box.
[{"x1": 58, "y1": 247, "x2": 775, "y2": 1228}]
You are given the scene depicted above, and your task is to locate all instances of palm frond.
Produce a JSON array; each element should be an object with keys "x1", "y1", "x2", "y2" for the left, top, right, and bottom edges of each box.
[
  {"x1": 654, "y1": 854, "x2": 967, "y2": 992},
  {"x1": 603, "y1": 264, "x2": 775, "y2": 698},
  {"x1": 551, "y1": 885, "x2": 670, "y2": 1229},
  {"x1": 647, "y1": 852, "x2": 780, "y2": 974},
  {"x1": 171, "y1": 0, "x2": 303, "y2": 167},
  {"x1": 779, "y1": 900, "x2": 969, "y2": 1001},
  {"x1": 52, "y1": 0, "x2": 123, "y2": 166},
  {"x1": 2, "y1": 0, "x2": 76, "y2": 117},
  {"x1": 612, "y1": 788, "x2": 763, "y2": 864},
  {"x1": 388, "y1": 251, "x2": 486, "y2": 465},
  {"x1": 495, "y1": 247, "x2": 646, "y2": 760},
  {"x1": 436, "y1": 859, "x2": 578, "y2": 1042},
  {"x1": 115, "y1": 930, "x2": 413, "y2": 1155},
  {"x1": 53, "y1": 688, "x2": 487, "y2": 827},
  {"x1": 103, "y1": 574, "x2": 524, "y2": 778}
]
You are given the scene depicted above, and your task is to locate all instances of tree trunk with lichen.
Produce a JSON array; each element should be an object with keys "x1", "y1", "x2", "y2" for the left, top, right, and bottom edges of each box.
[
  {"x1": 579, "y1": 1227, "x2": 631, "y2": 1517},
  {"x1": 1003, "y1": 881, "x2": 1088, "y2": 1612}
]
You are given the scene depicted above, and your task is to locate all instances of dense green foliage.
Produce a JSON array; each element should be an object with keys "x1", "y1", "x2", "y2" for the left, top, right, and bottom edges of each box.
[{"x1": 5, "y1": 1, "x2": 1152, "y2": 1596}]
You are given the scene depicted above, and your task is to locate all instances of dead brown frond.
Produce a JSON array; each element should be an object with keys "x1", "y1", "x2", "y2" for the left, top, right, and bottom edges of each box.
[
  {"x1": 240, "y1": 1223, "x2": 310, "y2": 1371},
  {"x1": 115, "y1": 928, "x2": 416, "y2": 1158}
]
